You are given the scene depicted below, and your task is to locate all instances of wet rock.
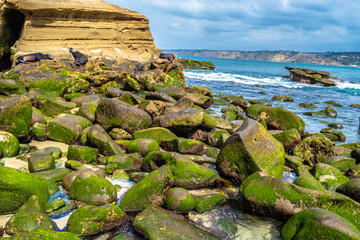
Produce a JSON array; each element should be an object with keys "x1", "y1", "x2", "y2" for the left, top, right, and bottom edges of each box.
[
  {"x1": 28, "y1": 154, "x2": 55, "y2": 173},
  {"x1": 69, "y1": 170, "x2": 117, "y2": 205},
  {"x1": 163, "y1": 187, "x2": 195, "y2": 211},
  {"x1": 217, "y1": 118, "x2": 285, "y2": 185},
  {"x1": 240, "y1": 173, "x2": 360, "y2": 227},
  {"x1": 0, "y1": 131, "x2": 19, "y2": 158},
  {"x1": 67, "y1": 204, "x2": 127, "y2": 237},
  {"x1": 285, "y1": 67, "x2": 337, "y2": 86},
  {"x1": 293, "y1": 133, "x2": 335, "y2": 165},
  {"x1": 143, "y1": 151, "x2": 221, "y2": 189},
  {"x1": 5, "y1": 195, "x2": 54, "y2": 235},
  {"x1": 195, "y1": 194, "x2": 228, "y2": 213},
  {"x1": 67, "y1": 145, "x2": 98, "y2": 164},
  {"x1": 337, "y1": 179, "x2": 360, "y2": 202},
  {"x1": 0, "y1": 95, "x2": 32, "y2": 138},
  {"x1": 133, "y1": 205, "x2": 217, "y2": 240},
  {"x1": 324, "y1": 100, "x2": 343, "y2": 107},
  {"x1": 87, "y1": 124, "x2": 125, "y2": 156},
  {"x1": 298, "y1": 102, "x2": 318, "y2": 108},
  {"x1": 133, "y1": 127, "x2": 177, "y2": 143},
  {"x1": 282, "y1": 208, "x2": 360, "y2": 240},
  {"x1": 119, "y1": 165, "x2": 174, "y2": 212},
  {"x1": 95, "y1": 98, "x2": 152, "y2": 132},
  {"x1": 271, "y1": 95, "x2": 294, "y2": 102}
]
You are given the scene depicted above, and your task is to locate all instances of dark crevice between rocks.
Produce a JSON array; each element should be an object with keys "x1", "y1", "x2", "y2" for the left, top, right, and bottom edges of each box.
[{"x1": 0, "y1": 8, "x2": 25, "y2": 71}]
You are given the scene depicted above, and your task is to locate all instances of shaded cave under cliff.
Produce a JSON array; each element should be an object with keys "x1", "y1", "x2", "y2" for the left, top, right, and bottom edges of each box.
[{"x1": 0, "y1": 8, "x2": 25, "y2": 71}]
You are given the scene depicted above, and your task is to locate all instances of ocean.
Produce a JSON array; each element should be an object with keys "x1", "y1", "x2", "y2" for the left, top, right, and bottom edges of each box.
[{"x1": 181, "y1": 56, "x2": 360, "y2": 144}]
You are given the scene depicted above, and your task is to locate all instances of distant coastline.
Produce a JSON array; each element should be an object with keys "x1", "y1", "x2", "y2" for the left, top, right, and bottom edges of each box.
[{"x1": 167, "y1": 49, "x2": 360, "y2": 67}]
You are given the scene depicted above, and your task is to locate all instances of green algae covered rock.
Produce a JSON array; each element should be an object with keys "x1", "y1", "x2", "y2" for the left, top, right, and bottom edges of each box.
[
  {"x1": 272, "y1": 129, "x2": 301, "y2": 152},
  {"x1": 178, "y1": 58, "x2": 215, "y2": 70},
  {"x1": 326, "y1": 156, "x2": 356, "y2": 173},
  {"x1": 67, "y1": 145, "x2": 99, "y2": 164},
  {"x1": 32, "y1": 168, "x2": 71, "y2": 183},
  {"x1": 126, "y1": 138, "x2": 160, "y2": 157},
  {"x1": 0, "y1": 95, "x2": 32, "y2": 138},
  {"x1": 293, "y1": 133, "x2": 335, "y2": 165},
  {"x1": 261, "y1": 107, "x2": 305, "y2": 134},
  {"x1": 0, "y1": 79, "x2": 26, "y2": 96},
  {"x1": 325, "y1": 105, "x2": 337, "y2": 118},
  {"x1": 41, "y1": 99, "x2": 77, "y2": 116},
  {"x1": 44, "y1": 199, "x2": 66, "y2": 213},
  {"x1": 109, "y1": 128, "x2": 133, "y2": 140},
  {"x1": 337, "y1": 179, "x2": 360, "y2": 202},
  {"x1": 161, "y1": 137, "x2": 204, "y2": 155},
  {"x1": 67, "y1": 204, "x2": 126, "y2": 237},
  {"x1": 69, "y1": 172, "x2": 117, "y2": 205},
  {"x1": 0, "y1": 166, "x2": 55, "y2": 214},
  {"x1": 184, "y1": 86, "x2": 213, "y2": 98},
  {"x1": 32, "y1": 122, "x2": 47, "y2": 140},
  {"x1": 293, "y1": 171, "x2": 326, "y2": 191},
  {"x1": 271, "y1": 95, "x2": 294, "y2": 102},
  {"x1": 143, "y1": 151, "x2": 221, "y2": 189},
  {"x1": 119, "y1": 165, "x2": 174, "y2": 212},
  {"x1": 0, "y1": 131, "x2": 19, "y2": 158},
  {"x1": 105, "y1": 153, "x2": 143, "y2": 173},
  {"x1": 163, "y1": 187, "x2": 195, "y2": 211},
  {"x1": 240, "y1": 173, "x2": 360, "y2": 228},
  {"x1": 5, "y1": 195, "x2": 54, "y2": 235},
  {"x1": 87, "y1": 124, "x2": 125, "y2": 156},
  {"x1": 216, "y1": 118, "x2": 285, "y2": 185},
  {"x1": 282, "y1": 208, "x2": 360, "y2": 240},
  {"x1": 133, "y1": 205, "x2": 218, "y2": 240},
  {"x1": 1, "y1": 229, "x2": 81, "y2": 240},
  {"x1": 133, "y1": 127, "x2": 177, "y2": 143},
  {"x1": 28, "y1": 154, "x2": 55, "y2": 173},
  {"x1": 298, "y1": 102, "x2": 318, "y2": 108},
  {"x1": 195, "y1": 194, "x2": 228, "y2": 213},
  {"x1": 95, "y1": 98, "x2": 152, "y2": 132}
]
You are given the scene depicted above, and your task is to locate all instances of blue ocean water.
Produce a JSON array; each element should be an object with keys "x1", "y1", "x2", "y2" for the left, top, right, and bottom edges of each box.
[{"x1": 181, "y1": 56, "x2": 360, "y2": 143}]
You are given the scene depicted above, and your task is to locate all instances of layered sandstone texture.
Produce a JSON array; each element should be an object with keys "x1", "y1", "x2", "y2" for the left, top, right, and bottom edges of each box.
[{"x1": 0, "y1": 0, "x2": 161, "y2": 65}]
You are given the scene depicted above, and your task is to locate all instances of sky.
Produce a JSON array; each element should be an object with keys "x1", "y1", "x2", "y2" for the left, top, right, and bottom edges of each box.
[{"x1": 105, "y1": 0, "x2": 360, "y2": 52}]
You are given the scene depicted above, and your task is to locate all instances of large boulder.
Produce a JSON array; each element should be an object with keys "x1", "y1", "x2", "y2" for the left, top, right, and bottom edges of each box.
[
  {"x1": 285, "y1": 67, "x2": 337, "y2": 87},
  {"x1": 163, "y1": 187, "x2": 195, "y2": 211},
  {"x1": 216, "y1": 118, "x2": 285, "y2": 185},
  {"x1": 119, "y1": 165, "x2": 174, "y2": 212},
  {"x1": 67, "y1": 204, "x2": 127, "y2": 237},
  {"x1": 133, "y1": 205, "x2": 217, "y2": 240},
  {"x1": 0, "y1": 79, "x2": 26, "y2": 96},
  {"x1": 132, "y1": 127, "x2": 177, "y2": 143},
  {"x1": 337, "y1": 179, "x2": 360, "y2": 202},
  {"x1": 95, "y1": 98, "x2": 152, "y2": 132},
  {"x1": 5, "y1": 195, "x2": 54, "y2": 235},
  {"x1": 0, "y1": 166, "x2": 57, "y2": 214},
  {"x1": 240, "y1": 173, "x2": 360, "y2": 228},
  {"x1": 282, "y1": 208, "x2": 360, "y2": 240},
  {"x1": 0, "y1": 95, "x2": 32, "y2": 138},
  {"x1": 1, "y1": 229, "x2": 81, "y2": 239}
]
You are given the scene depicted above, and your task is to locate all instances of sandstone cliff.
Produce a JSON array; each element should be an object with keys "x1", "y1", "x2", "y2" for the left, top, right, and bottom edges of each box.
[{"x1": 0, "y1": 0, "x2": 161, "y2": 70}]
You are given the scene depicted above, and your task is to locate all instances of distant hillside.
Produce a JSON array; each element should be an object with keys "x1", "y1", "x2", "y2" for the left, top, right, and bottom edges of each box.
[{"x1": 168, "y1": 50, "x2": 360, "y2": 67}]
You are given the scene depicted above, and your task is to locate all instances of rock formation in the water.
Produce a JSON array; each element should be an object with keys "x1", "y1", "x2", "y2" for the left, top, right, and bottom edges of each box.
[
  {"x1": 0, "y1": 0, "x2": 161, "y2": 70},
  {"x1": 284, "y1": 67, "x2": 337, "y2": 87}
]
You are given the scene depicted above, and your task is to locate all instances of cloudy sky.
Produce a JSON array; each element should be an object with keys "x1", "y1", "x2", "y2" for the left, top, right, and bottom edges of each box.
[{"x1": 105, "y1": 0, "x2": 360, "y2": 52}]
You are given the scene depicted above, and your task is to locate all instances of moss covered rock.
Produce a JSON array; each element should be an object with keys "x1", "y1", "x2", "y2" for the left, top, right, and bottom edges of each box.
[
  {"x1": 159, "y1": 87, "x2": 186, "y2": 100},
  {"x1": 240, "y1": 173, "x2": 360, "y2": 228},
  {"x1": 109, "y1": 128, "x2": 133, "y2": 140},
  {"x1": 271, "y1": 95, "x2": 294, "y2": 102},
  {"x1": 327, "y1": 156, "x2": 356, "y2": 173},
  {"x1": 95, "y1": 98, "x2": 152, "y2": 132},
  {"x1": 0, "y1": 95, "x2": 32, "y2": 138},
  {"x1": 216, "y1": 118, "x2": 285, "y2": 185},
  {"x1": 337, "y1": 179, "x2": 360, "y2": 202},
  {"x1": 87, "y1": 124, "x2": 125, "y2": 156},
  {"x1": 0, "y1": 131, "x2": 19, "y2": 158},
  {"x1": 67, "y1": 204, "x2": 126, "y2": 237},
  {"x1": 105, "y1": 153, "x2": 142, "y2": 173},
  {"x1": 143, "y1": 151, "x2": 221, "y2": 189},
  {"x1": 133, "y1": 205, "x2": 218, "y2": 240},
  {"x1": 32, "y1": 168, "x2": 71, "y2": 183},
  {"x1": 1, "y1": 229, "x2": 81, "y2": 239},
  {"x1": 28, "y1": 154, "x2": 55, "y2": 173},
  {"x1": 119, "y1": 165, "x2": 174, "y2": 212},
  {"x1": 32, "y1": 122, "x2": 47, "y2": 141},
  {"x1": 298, "y1": 102, "x2": 318, "y2": 108},
  {"x1": 178, "y1": 58, "x2": 215, "y2": 70},
  {"x1": 293, "y1": 133, "x2": 335, "y2": 165},
  {"x1": 69, "y1": 172, "x2": 117, "y2": 205},
  {"x1": 161, "y1": 137, "x2": 204, "y2": 155},
  {"x1": 185, "y1": 93, "x2": 212, "y2": 109},
  {"x1": 41, "y1": 99, "x2": 77, "y2": 116},
  {"x1": 0, "y1": 166, "x2": 56, "y2": 214},
  {"x1": 67, "y1": 145, "x2": 98, "y2": 164},
  {"x1": 5, "y1": 195, "x2": 54, "y2": 235},
  {"x1": 195, "y1": 194, "x2": 228, "y2": 213},
  {"x1": 138, "y1": 100, "x2": 166, "y2": 119},
  {"x1": 0, "y1": 79, "x2": 26, "y2": 96},
  {"x1": 126, "y1": 138, "x2": 160, "y2": 157},
  {"x1": 163, "y1": 187, "x2": 195, "y2": 211},
  {"x1": 207, "y1": 128, "x2": 231, "y2": 148},
  {"x1": 133, "y1": 127, "x2": 177, "y2": 143},
  {"x1": 293, "y1": 171, "x2": 326, "y2": 191},
  {"x1": 282, "y1": 208, "x2": 360, "y2": 240},
  {"x1": 272, "y1": 129, "x2": 301, "y2": 152},
  {"x1": 184, "y1": 86, "x2": 213, "y2": 98}
]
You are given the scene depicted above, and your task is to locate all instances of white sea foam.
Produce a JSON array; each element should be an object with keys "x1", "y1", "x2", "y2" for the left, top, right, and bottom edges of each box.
[{"x1": 185, "y1": 70, "x2": 360, "y2": 91}]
